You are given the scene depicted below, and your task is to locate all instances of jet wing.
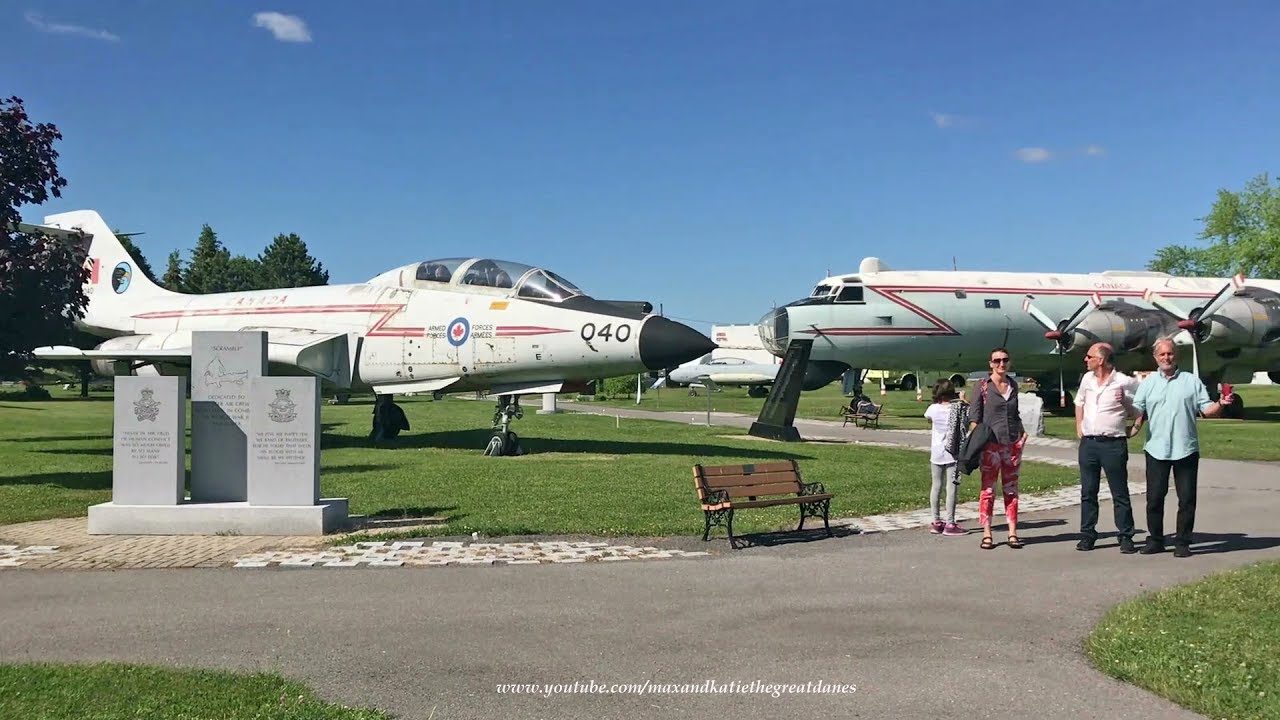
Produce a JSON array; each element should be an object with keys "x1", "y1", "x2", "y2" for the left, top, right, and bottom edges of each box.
[{"x1": 33, "y1": 329, "x2": 358, "y2": 388}]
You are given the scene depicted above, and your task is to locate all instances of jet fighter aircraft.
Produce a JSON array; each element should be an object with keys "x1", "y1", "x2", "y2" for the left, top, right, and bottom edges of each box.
[
  {"x1": 25, "y1": 210, "x2": 716, "y2": 454},
  {"x1": 657, "y1": 354, "x2": 780, "y2": 397},
  {"x1": 751, "y1": 257, "x2": 1280, "y2": 438}
]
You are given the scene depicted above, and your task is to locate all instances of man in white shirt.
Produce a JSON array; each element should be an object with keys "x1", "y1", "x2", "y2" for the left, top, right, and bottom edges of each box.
[{"x1": 1074, "y1": 342, "x2": 1139, "y2": 553}]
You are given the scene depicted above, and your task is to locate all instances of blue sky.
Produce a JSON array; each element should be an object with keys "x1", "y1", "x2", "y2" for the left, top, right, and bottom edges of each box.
[{"x1": 10, "y1": 1, "x2": 1278, "y2": 333}]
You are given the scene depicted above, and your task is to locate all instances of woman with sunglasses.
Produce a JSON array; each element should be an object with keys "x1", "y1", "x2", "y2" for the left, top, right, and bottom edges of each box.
[{"x1": 967, "y1": 347, "x2": 1028, "y2": 549}]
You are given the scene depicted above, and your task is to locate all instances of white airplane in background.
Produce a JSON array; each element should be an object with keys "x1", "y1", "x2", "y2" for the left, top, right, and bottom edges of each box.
[
  {"x1": 750, "y1": 257, "x2": 1280, "y2": 438},
  {"x1": 656, "y1": 354, "x2": 780, "y2": 397},
  {"x1": 23, "y1": 210, "x2": 716, "y2": 455}
]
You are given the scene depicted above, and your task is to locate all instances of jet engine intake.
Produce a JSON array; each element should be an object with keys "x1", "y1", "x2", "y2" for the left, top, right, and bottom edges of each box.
[{"x1": 87, "y1": 334, "x2": 186, "y2": 378}]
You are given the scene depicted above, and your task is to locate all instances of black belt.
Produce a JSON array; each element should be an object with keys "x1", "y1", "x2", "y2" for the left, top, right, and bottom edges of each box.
[{"x1": 1084, "y1": 435, "x2": 1125, "y2": 441}]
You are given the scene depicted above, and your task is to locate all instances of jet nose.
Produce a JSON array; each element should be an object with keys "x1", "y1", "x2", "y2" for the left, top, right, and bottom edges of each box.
[
  {"x1": 757, "y1": 307, "x2": 789, "y2": 356},
  {"x1": 639, "y1": 316, "x2": 718, "y2": 371}
]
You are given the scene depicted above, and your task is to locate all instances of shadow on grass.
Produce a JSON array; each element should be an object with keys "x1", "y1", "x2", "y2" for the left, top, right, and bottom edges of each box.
[
  {"x1": 0, "y1": 470, "x2": 112, "y2": 490},
  {"x1": 0, "y1": 464, "x2": 391, "y2": 489},
  {"x1": 0, "y1": 403, "x2": 45, "y2": 411},
  {"x1": 322, "y1": 428, "x2": 807, "y2": 459}
]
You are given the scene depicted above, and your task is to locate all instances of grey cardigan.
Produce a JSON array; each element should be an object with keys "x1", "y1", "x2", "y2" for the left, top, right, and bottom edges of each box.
[{"x1": 968, "y1": 376, "x2": 1025, "y2": 445}]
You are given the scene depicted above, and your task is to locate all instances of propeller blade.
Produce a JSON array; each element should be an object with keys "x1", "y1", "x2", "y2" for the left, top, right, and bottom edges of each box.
[
  {"x1": 1022, "y1": 295, "x2": 1058, "y2": 334},
  {"x1": 1060, "y1": 294, "x2": 1102, "y2": 334},
  {"x1": 1142, "y1": 288, "x2": 1189, "y2": 320},
  {"x1": 1194, "y1": 275, "x2": 1246, "y2": 323}
]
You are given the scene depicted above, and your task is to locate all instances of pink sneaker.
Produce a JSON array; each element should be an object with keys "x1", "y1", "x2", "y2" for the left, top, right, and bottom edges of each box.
[
  {"x1": 942, "y1": 523, "x2": 967, "y2": 536},
  {"x1": 930, "y1": 520, "x2": 945, "y2": 534}
]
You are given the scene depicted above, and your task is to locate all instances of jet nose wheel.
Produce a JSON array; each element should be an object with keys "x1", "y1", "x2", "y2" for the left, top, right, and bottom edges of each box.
[{"x1": 485, "y1": 396, "x2": 526, "y2": 456}]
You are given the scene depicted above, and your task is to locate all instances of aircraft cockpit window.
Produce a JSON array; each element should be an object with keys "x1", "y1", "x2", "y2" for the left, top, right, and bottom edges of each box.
[
  {"x1": 413, "y1": 258, "x2": 468, "y2": 286},
  {"x1": 517, "y1": 269, "x2": 583, "y2": 302},
  {"x1": 835, "y1": 286, "x2": 864, "y2": 303},
  {"x1": 811, "y1": 284, "x2": 833, "y2": 297},
  {"x1": 458, "y1": 259, "x2": 536, "y2": 290}
]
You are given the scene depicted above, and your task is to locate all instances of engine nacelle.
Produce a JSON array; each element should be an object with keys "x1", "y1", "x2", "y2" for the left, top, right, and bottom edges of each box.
[
  {"x1": 1069, "y1": 302, "x2": 1179, "y2": 354},
  {"x1": 88, "y1": 334, "x2": 188, "y2": 378},
  {"x1": 1201, "y1": 287, "x2": 1280, "y2": 347}
]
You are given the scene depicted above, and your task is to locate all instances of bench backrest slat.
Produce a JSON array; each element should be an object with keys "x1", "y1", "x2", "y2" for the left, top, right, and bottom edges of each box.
[
  {"x1": 700, "y1": 471, "x2": 800, "y2": 489},
  {"x1": 693, "y1": 460, "x2": 803, "y2": 503}
]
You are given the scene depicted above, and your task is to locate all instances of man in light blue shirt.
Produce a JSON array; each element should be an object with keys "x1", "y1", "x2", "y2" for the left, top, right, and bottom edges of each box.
[{"x1": 1129, "y1": 338, "x2": 1223, "y2": 557}]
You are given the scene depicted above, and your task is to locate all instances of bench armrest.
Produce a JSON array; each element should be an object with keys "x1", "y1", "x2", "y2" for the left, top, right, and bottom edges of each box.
[
  {"x1": 800, "y1": 481, "x2": 827, "y2": 496},
  {"x1": 702, "y1": 488, "x2": 730, "y2": 505}
]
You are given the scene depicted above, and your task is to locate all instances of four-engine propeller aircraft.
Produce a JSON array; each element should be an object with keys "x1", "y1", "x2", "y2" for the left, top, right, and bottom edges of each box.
[
  {"x1": 24, "y1": 210, "x2": 716, "y2": 454},
  {"x1": 749, "y1": 256, "x2": 1280, "y2": 439}
]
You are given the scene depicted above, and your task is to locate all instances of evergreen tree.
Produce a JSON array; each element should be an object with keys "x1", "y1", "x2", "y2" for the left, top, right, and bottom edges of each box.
[
  {"x1": 183, "y1": 224, "x2": 231, "y2": 294},
  {"x1": 257, "y1": 233, "x2": 329, "y2": 288},
  {"x1": 115, "y1": 230, "x2": 157, "y2": 283},
  {"x1": 226, "y1": 255, "x2": 265, "y2": 292},
  {"x1": 162, "y1": 250, "x2": 184, "y2": 292}
]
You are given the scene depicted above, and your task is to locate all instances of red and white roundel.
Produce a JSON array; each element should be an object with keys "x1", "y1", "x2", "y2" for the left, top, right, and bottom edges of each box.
[{"x1": 447, "y1": 317, "x2": 470, "y2": 347}]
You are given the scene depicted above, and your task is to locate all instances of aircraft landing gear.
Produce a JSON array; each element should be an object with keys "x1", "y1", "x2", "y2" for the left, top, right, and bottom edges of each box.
[
  {"x1": 484, "y1": 395, "x2": 525, "y2": 457},
  {"x1": 370, "y1": 394, "x2": 410, "y2": 441}
]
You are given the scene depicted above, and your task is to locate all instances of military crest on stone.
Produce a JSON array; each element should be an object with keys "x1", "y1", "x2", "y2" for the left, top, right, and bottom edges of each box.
[
  {"x1": 133, "y1": 388, "x2": 160, "y2": 422},
  {"x1": 268, "y1": 388, "x2": 298, "y2": 423}
]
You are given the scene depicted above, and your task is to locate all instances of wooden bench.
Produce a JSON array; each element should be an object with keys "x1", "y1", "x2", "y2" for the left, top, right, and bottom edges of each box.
[
  {"x1": 693, "y1": 460, "x2": 834, "y2": 548},
  {"x1": 841, "y1": 402, "x2": 882, "y2": 428}
]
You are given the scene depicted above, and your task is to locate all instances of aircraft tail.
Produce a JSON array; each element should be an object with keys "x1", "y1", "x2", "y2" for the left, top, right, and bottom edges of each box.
[{"x1": 40, "y1": 209, "x2": 178, "y2": 333}]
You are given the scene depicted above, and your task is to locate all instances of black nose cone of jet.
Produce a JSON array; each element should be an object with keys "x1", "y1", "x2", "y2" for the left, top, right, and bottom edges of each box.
[{"x1": 640, "y1": 316, "x2": 718, "y2": 371}]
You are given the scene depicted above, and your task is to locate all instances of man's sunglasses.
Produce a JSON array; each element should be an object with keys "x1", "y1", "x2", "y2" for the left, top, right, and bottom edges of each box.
[{"x1": 990, "y1": 358, "x2": 1010, "y2": 364}]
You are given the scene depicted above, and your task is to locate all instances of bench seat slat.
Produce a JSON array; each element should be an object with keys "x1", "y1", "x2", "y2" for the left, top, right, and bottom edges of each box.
[
  {"x1": 729, "y1": 493, "x2": 833, "y2": 509},
  {"x1": 719, "y1": 482, "x2": 803, "y2": 498}
]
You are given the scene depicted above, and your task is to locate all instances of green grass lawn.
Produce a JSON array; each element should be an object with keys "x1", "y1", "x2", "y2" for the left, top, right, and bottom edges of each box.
[
  {"x1": 0, "y1": 392, "x2": 1081, "y2": 535},
  {"x1": 1086, "y1": 560, "x2": 1280, "y2": 720},
  {"x1": 593, "y1": 383, "x2": 1280, "y2": 461},
  {"x1": 0, "y1": 663, "x2": 391, "y2": 720}
]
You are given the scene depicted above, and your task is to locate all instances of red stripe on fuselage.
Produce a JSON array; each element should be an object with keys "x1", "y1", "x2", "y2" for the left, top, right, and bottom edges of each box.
[
  {"x1": 131, "y1": 303, "x2": 423, "y2": 336},
  {"x1": 496, "y1": 326, "x2": 571, "y2": 336}
]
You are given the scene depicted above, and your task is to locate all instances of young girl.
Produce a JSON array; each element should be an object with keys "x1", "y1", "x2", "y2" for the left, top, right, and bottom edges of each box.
[{"x1": 924, "y1": 379, "x2": 968, "y2": 536}]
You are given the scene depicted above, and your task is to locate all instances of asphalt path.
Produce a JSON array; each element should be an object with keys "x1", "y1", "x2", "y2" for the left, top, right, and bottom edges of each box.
[{"x1": 2, "y1": 411, "x2": 1279, "y2": 720}]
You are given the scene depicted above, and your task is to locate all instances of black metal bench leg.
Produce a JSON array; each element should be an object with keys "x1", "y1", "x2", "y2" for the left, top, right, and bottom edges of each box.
[
  {"x1": 702, "y1": 511, "x2": 712, "y2": 541},
  {"x1": 796, "y1": 503, "x2": 806, "y2": 532},
  {"x1": 726, "y1": 510, "x2": 736, "y2": 549},
  {"x1": 823, "y1": 500, "x2": 832, "y2": 537}
]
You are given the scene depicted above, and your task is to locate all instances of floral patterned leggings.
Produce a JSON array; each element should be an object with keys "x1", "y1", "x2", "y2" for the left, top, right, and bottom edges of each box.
[{"x1": 979, "y1": 441, "x2": 1022, "y2": 527}]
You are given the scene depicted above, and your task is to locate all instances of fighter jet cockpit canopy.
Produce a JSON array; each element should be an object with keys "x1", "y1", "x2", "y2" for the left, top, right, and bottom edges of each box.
[{"x1": 368, "y1": 257, "x2": 585, "y2": 302}]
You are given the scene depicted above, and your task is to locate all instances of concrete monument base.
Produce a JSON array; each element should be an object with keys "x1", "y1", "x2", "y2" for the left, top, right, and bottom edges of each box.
[{"x1": 87, "y1": 498, "x2": 350, "y2": 536}]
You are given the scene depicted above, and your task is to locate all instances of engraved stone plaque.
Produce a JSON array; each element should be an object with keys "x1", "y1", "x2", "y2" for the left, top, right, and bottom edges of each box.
[
  {"x1": 112, "y1": 376, "x2": 186, "y2": 505},
  {"x1": 190, "y1": 330, "x2": 267, "y2": 502},
  {"x1": 248, "y1": 376, "x2": 320, "y2": 506}
]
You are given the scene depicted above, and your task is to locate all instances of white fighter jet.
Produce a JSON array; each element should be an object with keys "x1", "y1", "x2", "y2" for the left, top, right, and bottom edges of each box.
[
  {"x1": 658, "y1": 354, "x2": 780, "y2": 397},
  {"x1": 24, "y1": 210, "x2": 716, "y2": 454}
]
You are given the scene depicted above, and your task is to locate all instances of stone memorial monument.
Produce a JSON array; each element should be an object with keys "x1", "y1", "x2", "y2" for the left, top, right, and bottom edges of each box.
[
  {"x1": 88, "y1": 329, "x2": 347, "y2": 535},
  {"x1": 1019, "y1": 391, "x2": 1046, "y2": 438}
]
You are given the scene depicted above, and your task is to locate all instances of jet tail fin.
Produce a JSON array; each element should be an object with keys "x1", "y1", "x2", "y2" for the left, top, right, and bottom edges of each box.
[{"x1": 38, "y1": 209, "x2": 178, "y2": 333}]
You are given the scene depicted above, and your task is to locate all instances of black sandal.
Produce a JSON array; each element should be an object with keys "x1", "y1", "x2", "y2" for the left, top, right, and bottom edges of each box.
[
  {"x1": 980, "y1": 536, "x2": 994, "y2": 550},
  {"x1": 1007, "y1": 535, "x2": 1024, "y2": 549}
]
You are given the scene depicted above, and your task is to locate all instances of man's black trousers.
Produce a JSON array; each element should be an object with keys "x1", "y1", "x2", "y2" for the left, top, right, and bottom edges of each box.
[
  {"x1": 1079, "y1": 435, "x2": 1135, "y2": 540},
  {"x1": 1145, "y1": 451, "x2": 1199, "y2": 547}
]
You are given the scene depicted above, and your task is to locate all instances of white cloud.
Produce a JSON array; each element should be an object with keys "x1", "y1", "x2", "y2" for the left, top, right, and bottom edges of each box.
[
  {"x1": 930, "y1": 112, "x2": 956, "y2": 129},
  {"x1": 1014, "y1": 147, "x2": 1052, "y2": 163},
  {"x1": 24, "y1": 11, "x2": 120, "y2": 42},
  {"x1": 252, "y1": 11, "x2": 312, "y2": 42},
  {"x1": 1085, "y1": 144, "x2": 1106, "y2": 156}
]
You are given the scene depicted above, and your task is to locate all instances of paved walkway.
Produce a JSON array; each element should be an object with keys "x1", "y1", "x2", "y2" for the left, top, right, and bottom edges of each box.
[{"x1": 2, "y1": 406, "x2": 1278, "y2": 718}]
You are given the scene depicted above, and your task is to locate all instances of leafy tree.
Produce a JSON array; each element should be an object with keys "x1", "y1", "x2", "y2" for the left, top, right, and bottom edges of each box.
[
  {"x1": 257, "y1": 233, "x2": 329, "y2": 288},
  {"x1": 182, "y1": 224, "x2": 231, "y2": 294},
  {"x1": 115, "y1": 231, "x2": 157, "y2": 283},
  {"x1": 0, "y1": 96, "x2": 88, "y2": 379},
  {"x1": 162, "y1": 250, "x2": 184, "y2": 292},
  {"x1": 225, "y1": 254, "x2": 264, "y2": 292},
  {"x1": 1148, "y1": 173, "x2": 1280, "y2": 278}
]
